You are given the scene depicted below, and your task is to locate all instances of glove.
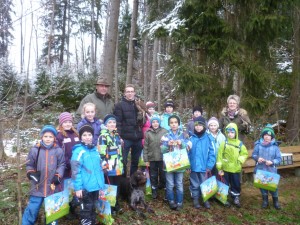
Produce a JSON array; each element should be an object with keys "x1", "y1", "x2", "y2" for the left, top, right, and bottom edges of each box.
[
  {"x1": 27, "y1": 171, "x2": 41, "y2": 183},
  {"x1": 51, "y1": 174, "x2": 61, "y2": 185}
]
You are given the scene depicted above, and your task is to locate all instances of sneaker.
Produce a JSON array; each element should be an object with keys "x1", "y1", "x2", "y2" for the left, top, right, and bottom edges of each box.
[
  {"x1": 152, "y1": 189, "x2": 158, "y2": 199},
  {"x1": 193, "y1": 198, "x2": 201, "y2": 209},
  {"x1": 203, "y1": 201, "x2": 210, "y2": 209},
  {"x1": 176, "y1": 203, "x2": 183, "y2": 211},
  {"x1": 233, "y1": 197, "x2": 241, "y2": 208},
  {"x1": 169, "y1": 201, "x2": 177, "y2": 210}
]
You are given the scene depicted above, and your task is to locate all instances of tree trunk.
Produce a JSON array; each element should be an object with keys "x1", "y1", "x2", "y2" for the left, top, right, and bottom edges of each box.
[
  {"x1": 59, "y1": 0, "x2": 67, "y2": 66},
  {"x1": 149, "y1": 38, "x2": 159, "y2": 101},
  {"x1": 126, "y1": 0, "x2": 138, "y2": 84},
  {"x1": 286, "y1": 5, "x2": 300, "y2": 143},
  {"x1": 91, "y1": 0, "x2": 95, "y2": 71},
  {"x1": 143, "y1": 38, "x2": 149, "y2": 100},
  {"x1": 47, "y1": 0, "x2": 56, "y2": 67},
  {"x1": 0, "y1": 120, "x2": 6, "y2": 163}
]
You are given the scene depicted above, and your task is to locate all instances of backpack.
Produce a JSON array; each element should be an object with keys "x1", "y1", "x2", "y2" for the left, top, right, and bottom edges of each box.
[{"x1": 223, "y1": 139, "x2": 243, "y2": 154}]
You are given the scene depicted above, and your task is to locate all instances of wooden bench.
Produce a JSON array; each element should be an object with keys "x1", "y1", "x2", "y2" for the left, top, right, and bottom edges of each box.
[{"x1": 242, "y1": 146, "x2": 300, "y2": 175}]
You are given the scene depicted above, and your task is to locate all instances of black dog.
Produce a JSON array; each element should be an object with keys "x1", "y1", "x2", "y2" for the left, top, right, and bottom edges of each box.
[{"x1": 119, "y1": 170, "x2": 154, "y2": 218}]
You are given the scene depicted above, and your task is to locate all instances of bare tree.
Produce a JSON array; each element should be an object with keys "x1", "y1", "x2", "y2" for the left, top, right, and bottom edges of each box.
[
  {"x1": 149, "y1": 38, "x2": 159, "y2": 101},
  {"x1": 47, "y1": 0, "x2": 56, "y2": 67}
]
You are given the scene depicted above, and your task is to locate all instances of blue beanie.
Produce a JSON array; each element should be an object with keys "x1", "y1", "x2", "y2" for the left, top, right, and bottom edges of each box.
[
  {"x1": 193, "y1": 116, "x2": 206, "y2": 127},
  {"x1": 150, "y1": 116, "x2": 161, "y2": 126},
  {"x1": 103, "y1": 114, "x2": 117, "y2": 125},
  {"x1": 40, "y1": 125, "x2": 57, "y2": 137}
]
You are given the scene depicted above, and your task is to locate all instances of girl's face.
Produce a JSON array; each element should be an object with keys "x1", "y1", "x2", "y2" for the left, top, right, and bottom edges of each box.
[
  {"x1": 228, "y1": 99, "x2": 238, "y2": 111},
  {"x1": 84, "y1": 105, "x2": 96, "y2": 122},
  {"x1": 194, "y1": 124, "x2": 204, "y2": 132},
  {"x1": 62, "y1": 120, "x2": 72, "y2": 131},
  {"x1": 193, "y1": 111, "x2": 202, "y2": 118},
  {"x1": 106, "y1": 120, "x2": 116, "y2": 131},
  {"x1": 227, "y1": 131, "x2": 236, "y2": 139},
  {"x1": 209, "y1": 123, "x2": 218, "y2": 134},
  {"x1": 42, "y1": 132, "x2": 55, "y2": 145},
  {"x1": 165, "y1": 106, "x2": 173, "y2": 114},
  {"x1": 148, "y1": 107, "x2": 155, "y2": 115},
  {"x1": 169, "y1": 118, "x2": 179, "y2": 131},
  {"x1": 263, "y1": 134, "x2": 272, "y2": 142},
  {"x1": 81, "y1": 131, "x2": 93, "y2": 144},
  {"x1": 151, "y1": 120, "x2": 160, "y2": 129}
]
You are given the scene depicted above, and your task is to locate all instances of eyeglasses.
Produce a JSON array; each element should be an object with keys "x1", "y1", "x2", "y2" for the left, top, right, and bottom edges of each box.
[{"x1": 125, "y1": 91, "x2": 135, "y2": 93}]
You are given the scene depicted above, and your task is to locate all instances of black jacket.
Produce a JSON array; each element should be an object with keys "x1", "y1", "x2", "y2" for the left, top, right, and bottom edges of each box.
[{"x1": 114, "y1": 97, "x2": 143, "y2": 141}]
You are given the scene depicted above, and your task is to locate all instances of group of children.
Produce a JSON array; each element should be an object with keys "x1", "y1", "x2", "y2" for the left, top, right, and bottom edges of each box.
[{"x1": 22, "y1": 100, "x2": 282, "y2": 225}]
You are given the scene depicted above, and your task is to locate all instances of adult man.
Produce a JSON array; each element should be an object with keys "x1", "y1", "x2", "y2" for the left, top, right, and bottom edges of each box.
[
  {"x1": 114, "y1": 84, "x2": 143, "y2": 176},
  {"x1": 75, "y1": 77, "x2": 114, "y2": 124}
]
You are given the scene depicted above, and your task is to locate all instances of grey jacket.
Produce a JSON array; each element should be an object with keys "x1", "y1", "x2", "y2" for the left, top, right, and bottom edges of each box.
[{"x1": 143, "y1": 127, "x2": 168, "y2": 162}]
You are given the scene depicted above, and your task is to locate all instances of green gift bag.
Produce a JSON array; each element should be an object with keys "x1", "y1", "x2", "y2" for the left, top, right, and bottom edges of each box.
[
  {"x1": 215, "y1": 177, "x2": 229, "y2": 204},
  {"x1": 200, "y1": 175, "x2": 218, "y2": 202},
  {"x1": 163, "y1": 148, "x2": 190, "y2": 172},
  {"x1": 254, "y1": 169, "x2": 280, "y2": 192}
]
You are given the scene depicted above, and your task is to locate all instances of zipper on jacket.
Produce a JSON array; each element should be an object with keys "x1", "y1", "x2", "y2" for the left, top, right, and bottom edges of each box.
[{"x1": 44, "y1": 149, "x2": 49, "y2": 196}]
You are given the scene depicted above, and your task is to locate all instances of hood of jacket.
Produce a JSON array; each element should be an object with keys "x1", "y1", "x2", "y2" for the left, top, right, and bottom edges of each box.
[{"x1": 225, "y1": 122, "x2": 239, "y2": 140}]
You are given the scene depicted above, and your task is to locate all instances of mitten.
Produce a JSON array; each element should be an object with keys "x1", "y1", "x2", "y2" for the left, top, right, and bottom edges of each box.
[
  {"x1": 27, "y1": 171, "x2": 41, "y2": 183},
  {"x1": 51, "y1": 174, "x2": 61, "y2": 185}
]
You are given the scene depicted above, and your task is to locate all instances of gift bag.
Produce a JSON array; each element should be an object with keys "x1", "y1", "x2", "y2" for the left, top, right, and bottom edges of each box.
[
  {"x1": 96, "y1": 197, "x2": 114, "y2": 225},
  {"x1": 145, "y1": 167, "x2": 152, "y2": 196},
  {"x1": 254, "y1": 169, "x2": 280, "y2": 192},
  {"x1": 138, "y1": 150, "x2": 146, "y2": 167},
  {"x1": 101, "y1": 183, "x2": 117, "y2": 207},
  {"x1": 64, "y1": 178, "x2": 74, "y2": 202},
  {"x1": 163, "y1": 148, "x2": 190, "y2": 172},
  {"x1": 215, "y1": 177, "x2": 229, "y2": 204},
  {"x1": 44, "y1": 187, "x2": 70, "y2": 224},
  {"x1": 200, "y1": 175, "x2": 218, "y2": 202}
]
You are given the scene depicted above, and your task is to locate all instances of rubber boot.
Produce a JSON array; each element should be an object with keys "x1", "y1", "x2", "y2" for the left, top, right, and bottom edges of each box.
[
  {"x1": 152, "y1": 188, "x2": 158, "y2": 199},
  {"x1": 169, "y1": 201, "x2": 177, "y2": 210},
  {"x1": 193, "y1": 198, "x2": 201, "y2": 209},
  {"x1": 233, "y1": 196, "x2": 241, "y2": 208},
  {"x1": 272, "y1": 197, "x2": 281, "y2": 210},
  {"x1": 262, "y1": 195, "x2": 269, "y2": 209},
  {"x1": 203, "y1": 201, "x2": 211, "y2": 209}
]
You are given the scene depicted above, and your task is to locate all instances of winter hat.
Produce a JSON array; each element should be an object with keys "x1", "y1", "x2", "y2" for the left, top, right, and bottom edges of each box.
[
  {"x1": 261, "y1": 124, "x2": 275, "y2": 139},
  {"x1": 40, "y1": 125, "x2": 57, "y2": 137},
  {"x1": 79, "y1": 124, "x2": 94, "y2": 139},
  {"x1": 193, "y1": 116, "x2": 206, "y2": 127},
  {"x1": 207, "y1": 117, "x2": 219, "y2": 128},
  {"x1": 146, "y1": 101, "x2": 156, "y2": 109},
  {"x1": 95, "y1": 76, "x2": 110, "y2": 86},
  {"x1": 193, "y1": 106, "x2": 203, "y2": 115},
  {"x1": 103, "y1": 114, "x2": 117, "y2": 125},
  {"x1": 168, "y1": 114, "x2": 180, "y2": 125},
  {"x1": 164, "y1": 99, "x2": 175, "y2": 109},
  {"x1": 59, "y1": 112, "x2": 73, "y2": 125},
  {"x1": 227, "y1": 94, "x2": 240, "y2": 105},
  {"x1": 150, "y1": 116, "x2": 161, "y2": 126},
  {"x1": 226, "y1": 127, "x2": 236, "y2": 133}
]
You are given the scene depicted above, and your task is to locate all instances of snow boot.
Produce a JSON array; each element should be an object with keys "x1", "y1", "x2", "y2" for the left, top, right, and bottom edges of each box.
[
  {"x1": 193, "y1": 198, "x2": 201, "y2": 209},
  {"x1": 262, "y1": 195, "x2": 269, "y2": 209},
  {"x1": 169, "y1": 201, "x2": 177, "y2": 210},
  {"x1": 272, "y1": 197, "x2": 281, "y2": 210},
  {"x1": 203, "y1": 201, "x2": 211, "y2": 209},
  {"x1": 233, "y1": 196, "x2": 241, "y2": 208}
]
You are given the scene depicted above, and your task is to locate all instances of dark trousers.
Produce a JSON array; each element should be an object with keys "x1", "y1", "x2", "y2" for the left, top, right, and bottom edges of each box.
[
  {"x1": 149, "y1": 161, "x2": 166, "y2": 189},
  {"x1": 223, "y1": 172, "x2": 241, "y2": 197},
  {"x1": 80, "y1": 190, "x2": 99, "y2": 225},
  {"x1": 123, "y1": 139, "x2": 143, "y2": 176}
]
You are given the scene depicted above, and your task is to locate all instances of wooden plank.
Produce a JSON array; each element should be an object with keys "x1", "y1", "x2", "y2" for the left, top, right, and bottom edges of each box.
[{"x1": 243, "y1": 162, "x2": 300, "y2": 173}]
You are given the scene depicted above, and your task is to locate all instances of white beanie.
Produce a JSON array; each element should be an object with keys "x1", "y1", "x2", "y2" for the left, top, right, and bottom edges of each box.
[{"x1": 207, "y1": 117, "x2": 219, "y2": 128}]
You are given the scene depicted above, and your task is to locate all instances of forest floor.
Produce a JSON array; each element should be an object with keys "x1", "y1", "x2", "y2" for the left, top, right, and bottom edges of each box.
[{"x1": 1, "y1": 166, "x2": 299, "y2": 225}]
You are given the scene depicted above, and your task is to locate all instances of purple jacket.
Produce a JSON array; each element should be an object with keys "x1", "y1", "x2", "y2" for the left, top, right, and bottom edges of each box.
[
  {"x1": 57, "y1": 130, "x2": 80, "y2": 178},
  {"x1": 77, "y1": 117, "x2": 102, "y2": 145}
]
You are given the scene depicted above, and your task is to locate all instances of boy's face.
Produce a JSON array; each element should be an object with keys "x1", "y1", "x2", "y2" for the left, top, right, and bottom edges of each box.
[
  {"x1": 227, "y1": 131, "x2": 236, "y2": 139},
  {"x1": 148, "y1": 107, "x2": 155, "y2": 115},
  {"x1": 84, "y1": 105, "x2": 96, "y2": 122},
  {"x1": 151, "y1": 120, "x2": 160, "y2": 129},
  {"x1": 81, "y1": 131, "x2": 93, "y2": 144},
  {"x1": 263, "y1": 134, "x2": 272, "y2": 142},
  {"x1": 193, "y1": 110, "x2": 201, "y2": 118},
  {"x1": 42, "y1": 132, "x2": 55, "y2": 145},
  {"x1": 165, "y1": 106, "x2": 173, "y2": 114},
  {"x1": 106, "y1": 120, "x2": 116, "y2": 131},
  {"x1": 208, "y1": 123, "x2": 218, "y2": 134},
  {"x1": 169, "y1": 118, "x2": 179, "y2": 131},
  {"x1": 124, "y1": 87, "x2": 135, "y2": 101},
  {"x1": 194, "y1": 124, "x2": 204, "y2": 132},
  {"x1": 62, "y1": 120, "x2": 72, "y2": 131}
]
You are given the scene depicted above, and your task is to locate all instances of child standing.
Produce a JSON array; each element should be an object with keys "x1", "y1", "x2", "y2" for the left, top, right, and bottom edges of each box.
[
  {"x1": 22, "y1": 125, "x2": 65, "y2": 225},
  {"x1": 143, "y1": 116, "x2": 168, "y2": 199},
  {"x1": 71, "y1": 124, "x2": 105, "y2": 225},
  {"x1": 216, "y1": 123, "x2": 248, "y2": 208},
  {"x1": 77, "y1": 102, "x2": 101, "y2": 146},
  {"x1": 98, "y1": 114, "x2": 124, "y2": 214},
  {"x1": 186, "y1": 106, "x2": 203, "y2": 135},
  {"x1": 252, "y1": 125, "x2": 282, "y2": 209},
  {"x1": 188, "y1": 116, "x2": 215, "y2": 209},
  {"x1": 160, "y1": 99, "x2": 182, "y2": 130},
  {"x1": 161, "y1": 115, "x2": 190, "y2": 211}
]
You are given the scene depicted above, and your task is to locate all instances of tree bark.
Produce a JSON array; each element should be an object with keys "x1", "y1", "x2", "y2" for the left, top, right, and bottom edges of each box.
[
  {"x1": 149, "y1": 38, "x2": 159, "y2": 101},
  {"x1": 47, "y1": 0, "x2": 56, "y2": 67}
]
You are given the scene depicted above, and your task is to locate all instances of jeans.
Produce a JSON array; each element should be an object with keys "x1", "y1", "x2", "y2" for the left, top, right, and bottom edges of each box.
[
  {"x1": 149, "y1": 161, "x2": 165, "y2": 189},
  {"x1": 260, "y1": 188, "x2": 278, "y2": 197},
  {"x1": 189, "y1": 172, "x2": 206, "y2": 200},
  {"x1": 165, "y1": 172, "x2": 184, "y2": 204},
  {"x1": 223, "y1": 171, "x2": 241, "y2": 196},
  {"x1": 122, "y1": 139, "x2": 143, "y2": 176}
]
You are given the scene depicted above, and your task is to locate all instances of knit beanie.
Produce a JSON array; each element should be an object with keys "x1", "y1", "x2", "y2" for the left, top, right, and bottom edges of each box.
[
  {"x1": 207, "y1": 117, "x2": 219, "y2": 128},
  {"x1": 103, "y1": 114, "x2": 117, "y2": 125},
  {"x1": 146, "y1": 101, "x2": 156, "y2": 109},
  {"x1": 193, "y1": 106, "x2": 203, "y2": 115},
  {"x1": 40, "y1": 125, "x2": 57, "y2": 137},
  {"x1": 79, "y1": 124, "x2": 94, "y2": 139},
  {"x1": 261, "y1": 124, "x2": 275, "y2": 139},
  {"x1": 227, "y1": 94, "x2": 240, "y2": 105},
  {"x1": 168, "y1": 114, "x2": 180, "y2": 125},
  {"x1": 193, "y1": 116, "x2": 206, "y2": 127},
  {"x1": 164, "y1": 99, "x2": 175, "y2": 109},
  {"x1": 59, "y1": 112, "x2": 73, "y2": 125},
  {"x1": 150, "y1": 116, "x2": 161, "y2": 126}
]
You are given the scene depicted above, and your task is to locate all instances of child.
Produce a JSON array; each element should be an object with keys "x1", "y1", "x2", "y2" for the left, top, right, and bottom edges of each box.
[
  {"x1": 143, "y1": 116, "x2": 168, "y2": 199},
  {"x1": 77, "y1": 102, "x2": 101, "y2": 145},
  {"x1": 216, "y1": 122, "x2": 248, "y2": 208},
  {"x1": 22, "y1": 125, "x2": 65, "y2": 225},
  {"x1": 71, "y1": 124, "x2": 105, "y2": 224},
  {"x1": 161, "y1": 115, "x2": 190, "y2": 211},
  {"x1": 188, "y1": 116, "x2": 215, "y2": 209},
  {"x1": 206, "y1": 117, "x2": 226, "y2": 176},
  {"x1": 186, "y1": 106, "x2": 203, "y2": 135},
  {"x1": 142, "y1": 101, "x2": 158, "y2": 146},
  {"x1": 252, "y1": 125, "x2": 282, "y2": 209},
  {"x1": 160, "y1": 99, "x2": 182, "y2": 130},
  {"x1": 98, "y1": 114, "x2": 124, "y2": 214}
]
